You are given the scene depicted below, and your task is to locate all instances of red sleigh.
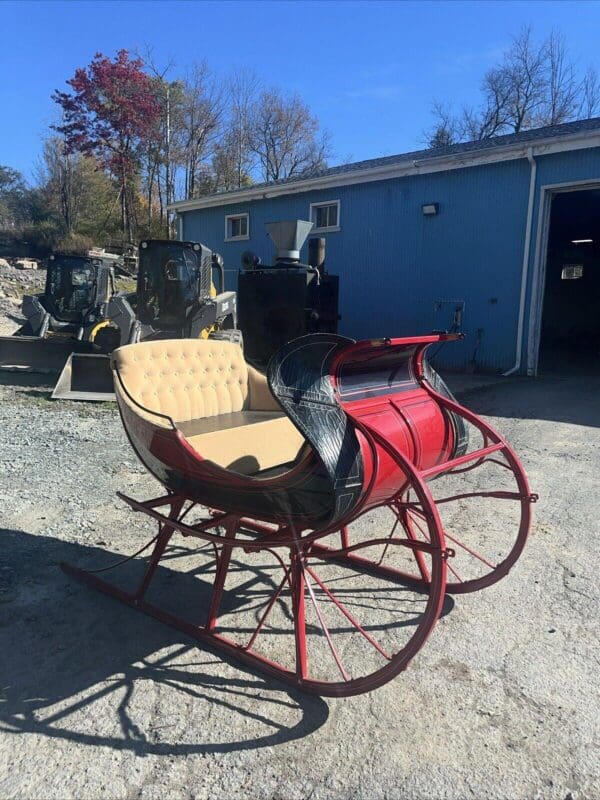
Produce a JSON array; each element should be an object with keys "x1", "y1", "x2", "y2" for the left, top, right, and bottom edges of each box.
[{"x1": 63, "y1": 333, "x2": 536, "y2": 696}]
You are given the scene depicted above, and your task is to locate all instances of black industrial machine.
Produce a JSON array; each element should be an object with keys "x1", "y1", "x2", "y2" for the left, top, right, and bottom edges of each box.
[
  {"x1": 51, "y1": 239, "x2": 239, "y2": 400},
  {"x1": 0, "y1": 240, "x2": 239, "y2": 400},
  {"x1": 0, "y1": 252, "x2": 128, "y2": 373},
  {"x1": 97, "y1": 239, "x2": 237, "y2": 350},
  {"x1": 133, "y1": 239, "x2": 237, "y2": 340},
  {"x1": 22, "y1": 252, "x2": 116, "y2": 339},
  {"x1": 237, "y1": 220, "x2": 339, "y2": 365}
]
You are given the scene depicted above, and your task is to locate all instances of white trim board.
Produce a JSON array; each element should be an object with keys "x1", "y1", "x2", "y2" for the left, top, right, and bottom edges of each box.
[{"x1": 169, "y1": 132, "x2": 600, "y2": 213}]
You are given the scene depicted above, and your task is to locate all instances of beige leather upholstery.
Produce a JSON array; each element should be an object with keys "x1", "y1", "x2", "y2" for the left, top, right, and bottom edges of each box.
[
  {"x1": 247, "y1": 364, "x2": 281, "y2": 411},
  {"x1": 184, "y1": 412, "x2": 305, "y2": 475},
  {"x1": 112, "y1": 338, "x2": 249, "y2": 421},
  {"x1": 112, "y1": 338, "x2": 308, "y2": 475}
]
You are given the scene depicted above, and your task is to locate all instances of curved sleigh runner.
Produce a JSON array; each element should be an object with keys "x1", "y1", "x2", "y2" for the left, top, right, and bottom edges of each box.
[{"x1": 62, "y1": 334, "x2": 536, "y2": 696}]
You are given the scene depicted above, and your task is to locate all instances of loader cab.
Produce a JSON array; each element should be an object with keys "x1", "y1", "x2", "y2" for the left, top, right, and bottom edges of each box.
[
  {"x1": 136, "y1": 240, "x2": 213, "y2": 331},
  {"x1": 45, "y1": 254, "x2": 108, "y2": 324}
]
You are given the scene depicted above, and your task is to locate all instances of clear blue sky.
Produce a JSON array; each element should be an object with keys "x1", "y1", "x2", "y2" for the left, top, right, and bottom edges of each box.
[{"x1": 2, "y1": 0, "x2": 600, "y2": 185}]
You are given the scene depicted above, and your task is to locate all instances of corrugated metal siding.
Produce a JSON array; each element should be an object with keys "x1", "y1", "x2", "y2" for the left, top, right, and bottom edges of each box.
[{"x1": 180, "y1": 146, "x2": 600, "y2": 372}]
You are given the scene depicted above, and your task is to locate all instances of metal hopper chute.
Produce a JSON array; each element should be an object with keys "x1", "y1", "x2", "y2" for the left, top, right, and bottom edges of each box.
[{"x1": 265, "y1": 219, "x2": 314, "y2": 262}]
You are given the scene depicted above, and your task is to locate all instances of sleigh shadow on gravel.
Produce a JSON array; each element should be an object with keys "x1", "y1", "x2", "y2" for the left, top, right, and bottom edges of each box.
[{"x1": 0, "y1": 528, "x2": 330, "y2": 756}]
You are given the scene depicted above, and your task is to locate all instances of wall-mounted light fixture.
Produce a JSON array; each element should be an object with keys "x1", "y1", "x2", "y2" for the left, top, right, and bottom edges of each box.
[
  {"x1": 571, "y1": 238, "x2": 593, "y2": 244},
  {"x1": 422, "y1": 203, "x2": 439, "y2": 216}
]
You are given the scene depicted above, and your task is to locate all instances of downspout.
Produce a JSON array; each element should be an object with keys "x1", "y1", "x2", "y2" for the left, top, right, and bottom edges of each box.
[{"x1": 504, "y1": 146, "x2": 537, "y2": 376}]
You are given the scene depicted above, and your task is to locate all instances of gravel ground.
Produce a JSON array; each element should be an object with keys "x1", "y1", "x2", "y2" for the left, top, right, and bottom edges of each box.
[{"x1": 0, "y1": 367, "x2": 599, "y2": 800}]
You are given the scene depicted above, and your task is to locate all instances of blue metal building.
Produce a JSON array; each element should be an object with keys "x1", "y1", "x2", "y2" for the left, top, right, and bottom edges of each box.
[{"x1": 169, "y1": 118, "x2": 600, "y2": 374}]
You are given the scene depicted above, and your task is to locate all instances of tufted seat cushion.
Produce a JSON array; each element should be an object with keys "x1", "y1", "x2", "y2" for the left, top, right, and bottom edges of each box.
[
  {"x1": 112, "y1": 338, "x2": 251, "y2": 421},
  {"x1": 112, "y1": 338, "x2": 308, "y2": 475}
]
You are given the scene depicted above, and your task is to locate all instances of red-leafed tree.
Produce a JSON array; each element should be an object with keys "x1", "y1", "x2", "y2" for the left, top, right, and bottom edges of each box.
[{"x1": 52, "y1": 50, "x2": 161, "y2": 242}]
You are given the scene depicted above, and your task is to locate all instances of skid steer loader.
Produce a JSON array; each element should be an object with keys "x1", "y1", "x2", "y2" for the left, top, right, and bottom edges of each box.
[
  {"x1": 51, "y1": 239, "x2": 238, "y2": 401},
  {"x1": 0, "y1": 252, "x2": 131, "y2": 374}
]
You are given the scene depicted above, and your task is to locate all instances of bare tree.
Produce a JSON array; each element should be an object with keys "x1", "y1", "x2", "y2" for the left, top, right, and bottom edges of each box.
[
  {"x1": 537, "y1": 31, "x2": 578, "y2": 126},
  {"x1": 228, "y1": 70, "x2": 260, "y2": 189},
  {"x1": 250, "y1": 89, "x2": 331, "y2": 182},
  {"x1": 180, "y1": 62, "x2": 224, "y2": 199},
  {"x1": 209, "y1": 70, "x2": 260, "y2": 192},
  {"x1": 427, "y1": 101, "x2": 457, "y2": 147},
  {"x1": 504, "y1": 26, "x2": 548, "y2": 131},
  {"x1": 459, "y1": 67, "x2": 514, "y2": 141},
  {"x1": 579, "y1": 66, "x2": 600, "y2": 119},
  {"x1": 36, "y1": 138, "x2": 78, "y2": 234},
  {"x1": 129, "y1": 52, "x2": 332, "y2": 199},
  {"x1": 426, "y1": 67, "x2": 513, "y2": 146},
  {"x1": 212, "y1": 131, "x2": 250, "y2": 192},
  {"x1": 427, "y1": 26, "x2": 598, "y2": 147}
]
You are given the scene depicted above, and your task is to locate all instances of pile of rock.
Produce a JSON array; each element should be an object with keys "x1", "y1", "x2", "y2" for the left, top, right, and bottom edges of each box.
[
  {"x1": 0, "y1": 260, "x2": 45, "y2": 335},
  {"x1": 14, "y1": 258, "x2": 39, "y2": 270},
  {"x1": 0, "y1": 257, "x2": 43, "y2": 269}
]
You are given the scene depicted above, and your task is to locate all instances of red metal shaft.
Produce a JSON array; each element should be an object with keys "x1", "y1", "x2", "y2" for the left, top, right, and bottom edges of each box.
[{"x1": 205, "y1": 521, "x2": 237, "y2": 631}]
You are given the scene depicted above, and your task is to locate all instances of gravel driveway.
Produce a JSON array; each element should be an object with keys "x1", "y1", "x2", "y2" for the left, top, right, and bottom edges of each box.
[{"x1": 0, "y1": 370, "x2": 598, "y2": 800}]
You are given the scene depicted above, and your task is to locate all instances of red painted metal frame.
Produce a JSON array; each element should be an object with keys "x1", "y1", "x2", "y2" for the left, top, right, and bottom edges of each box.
[
  {"x1": 328, "y1": 336, "x2": 537, "y2": 593},
  {"x1": 62, "y1": 334, "x2": 536, "y2": 695},
  {"x1": 62, "y1": 426, "x2": 450, "y2": 696}
]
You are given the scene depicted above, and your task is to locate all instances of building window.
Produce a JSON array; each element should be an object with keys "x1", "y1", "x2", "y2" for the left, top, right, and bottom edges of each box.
[
  {"x1": 310, "y1": 200, "x2": 340, "y2": 232},
  {"x1": 225, "y1": 213, "x2": 249, "y2": 241}
]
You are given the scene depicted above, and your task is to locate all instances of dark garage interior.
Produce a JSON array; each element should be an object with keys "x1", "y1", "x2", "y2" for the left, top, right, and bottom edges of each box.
[{"x1": 539, "y1": 188, "x2": 600, "y2": 372}]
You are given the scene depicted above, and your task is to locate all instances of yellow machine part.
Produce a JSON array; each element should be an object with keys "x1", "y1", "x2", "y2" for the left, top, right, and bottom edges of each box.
[
  {"x1": 89, "y1": 320, "x2": 113, "y2": 341},
  {"x1": 199, "y1": 282, "x2": 218, "y2": 339},
  {"x1": 89, "y1": 280, "x2": 220, "y2": 342}
]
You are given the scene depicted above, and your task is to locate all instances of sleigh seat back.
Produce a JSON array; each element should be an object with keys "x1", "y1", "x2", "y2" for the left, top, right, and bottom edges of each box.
[{"x1": 112, "y1": 338, "x2": 307, "y2": 475}]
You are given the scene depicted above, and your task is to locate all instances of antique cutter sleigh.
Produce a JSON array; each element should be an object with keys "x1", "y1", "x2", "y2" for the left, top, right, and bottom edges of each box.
[{"x1": 63, "y1": 333, "x2": 536, "y2": 696}]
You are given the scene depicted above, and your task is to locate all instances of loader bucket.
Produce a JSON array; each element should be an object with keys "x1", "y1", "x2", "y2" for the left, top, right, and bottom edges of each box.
[
  {"x1": 51, "y1": 353, "x2": 115, "y2": 401},
  {"x1": 0, "y1": 335, "x2": 95, "y2": 372}
]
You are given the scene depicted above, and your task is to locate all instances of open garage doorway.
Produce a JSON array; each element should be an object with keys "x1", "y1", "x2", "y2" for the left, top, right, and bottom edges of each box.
[{"x1": 537, "y1": 187, "x2": 600, "y2": 373}]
